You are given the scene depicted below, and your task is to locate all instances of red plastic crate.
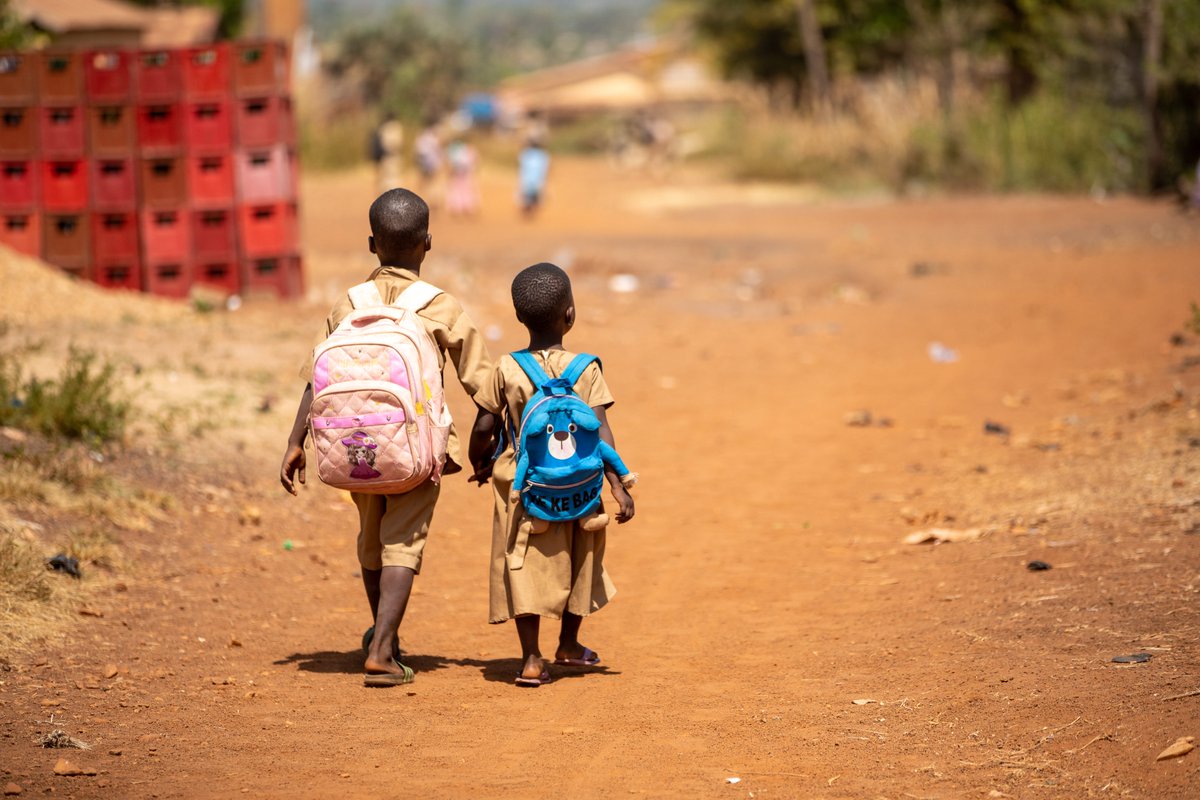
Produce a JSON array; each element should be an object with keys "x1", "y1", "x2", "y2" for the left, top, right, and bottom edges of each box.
[
  {"x1": 145, "y1": 258, "x2": 193, "y2": 298},
  {"x1": 139, "y1": 155, "x2": 186, "y2": 207},
  {"x1": 0, "y1": 210, "x2": 39, "y2": 256},
  {"x1": 235, "y1": 145, "x2": 291, "y2": 201},
  {"x1": 38, "y1": 52, "x2": 83, "y2": 103},
  {"x1": 182, "y1": 44, "x2": 230, "y2": 99},
  {"x1": 0, "y1": 160, "x2": 38, "y2": 209},
  {"x1": 0, "y1": 52, "x2": 39, "y2": 102},
  {"x1": 183, "y1": 99, "x2": 232, "y2": 150},
  {"x1": 140, "y1": 207, "x2": 189, "y2": 261},
  {"x1": 233, "y1": 41, "x2": 288, "y2": 96},
  {"x1": 242, "y1": 251, "x2": 302, "y2": 298},
  {"x1": 91, "y1": 210, "x2": 138, "y2": 258},
  {"x1": 42, "y1": 212, "x2": 89, "y2": 263},
  {"x1": 136, "y1": 103, "x2": 183, "y2": 151},
  {"x1": 86, "y1": 105, "x2": 135, "y2": 155},
  {"x1": 93, "y1": 255, "x2": 142, "y2": 291},
  {"x1": 41, "y1": 160, "x2": 88, "y2": 210},
  {"x1": 192, "y1": 207, "x2": 235, "y2": 256},
  {"x1": 84, "y1": 50, "x2": 132, "y2": 103},
  {"x1": 280, "y1": 96, "x2": 295, "y2": 143},
  {"x1": 0, "y1": 106, "x2": 37, "y2": 156},
  {"x1": 237, "y1": 201, "x2": 295, "y2": 255},
  {"x1": 134, "y1": 50, "x2": 182, "y2": 101},
  {"x1": 39, "y1": 105, "x2": 84, "y2": 156},
  {"x1": 187, "y1": 152, "x2": 234, "y2": 206},
  {"x1": 235, "y1": 95, "x2": 292, "y2": 147},
  {"x1": 195, "y1": 257, "x2": 240, "y2": 294},
  {"x1": 89, "y1": 157, "x2": 136, "y2": 208}
]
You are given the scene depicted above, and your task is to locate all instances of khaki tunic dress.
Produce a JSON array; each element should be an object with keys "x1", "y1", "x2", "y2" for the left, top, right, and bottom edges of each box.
[
  {"x1": 474, "y1": 350, "x2": 617, "y2": 623},
  {"x1": 302, "y1": 267, "x2": 492, "y2": 572}
]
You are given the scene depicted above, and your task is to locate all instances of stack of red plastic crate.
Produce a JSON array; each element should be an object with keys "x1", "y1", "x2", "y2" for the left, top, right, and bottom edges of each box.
[{"x1": 0, "y1": 42, "x2": 301, "y2": 298}]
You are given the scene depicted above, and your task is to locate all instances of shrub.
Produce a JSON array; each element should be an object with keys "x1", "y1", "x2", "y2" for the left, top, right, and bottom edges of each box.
[{"x1": 0, "y1": 346, "x2": 130, "y2": 444}]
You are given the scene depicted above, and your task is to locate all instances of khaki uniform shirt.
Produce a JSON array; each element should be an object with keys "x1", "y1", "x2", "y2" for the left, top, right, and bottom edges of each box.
[{"x1": 302, "y1": 267, "x2": 492, "y2": 471}]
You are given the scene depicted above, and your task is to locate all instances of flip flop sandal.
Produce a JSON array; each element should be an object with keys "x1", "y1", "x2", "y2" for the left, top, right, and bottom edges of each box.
[
  {"x1": 553, "y1": 647, "x2": 600, "y2": 667},
  {"x1": 363, "y1": 659, "x2": 415, "y2": 687},
  {"x1": 514, "y1": 669, "x2": 552, "y2": 687},
  {"x1": 361, "y1": 625, "x2": 402, "y2": 660}
]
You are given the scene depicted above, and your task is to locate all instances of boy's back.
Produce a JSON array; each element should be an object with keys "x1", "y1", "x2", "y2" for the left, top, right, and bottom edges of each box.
[{"x1": 307, "y1": 266, "x2": 492, "y2": 473}]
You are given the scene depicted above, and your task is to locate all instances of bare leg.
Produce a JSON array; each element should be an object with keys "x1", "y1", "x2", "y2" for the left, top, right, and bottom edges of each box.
[
  {"x1": 361, "y1": 567, "x2": 381, "y2": 619},
  {"x1": 556, "y1": 611, "x2": 589, "y2": 661},
  {"x1": 515, "y1": 614, "x2": 544, "y2": 678},
  {"x1": 364, "y1": 565, "x2": 414, "y2": 674}
]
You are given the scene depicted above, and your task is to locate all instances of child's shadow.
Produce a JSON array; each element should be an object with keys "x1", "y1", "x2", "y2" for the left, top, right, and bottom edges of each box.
[
  {"x1": 458, "y1": 656, "x2": 620, "y2": 684},
  {"x1": 273, "y1": 650, "x2": 620, "y2": 683}
]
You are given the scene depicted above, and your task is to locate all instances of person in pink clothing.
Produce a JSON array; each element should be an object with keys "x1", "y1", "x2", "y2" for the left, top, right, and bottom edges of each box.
[{"x1": 445, "y1": 138, "x2": 480, "y2": 217}]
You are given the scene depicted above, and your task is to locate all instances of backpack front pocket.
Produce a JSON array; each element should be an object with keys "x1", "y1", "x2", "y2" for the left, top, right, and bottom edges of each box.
[
  {"x1": 521, "y1": 468, "x2": 604, "y2": 521},
  {"x1": 310, "y1": 381, "x2": 422, "y2": 492}
]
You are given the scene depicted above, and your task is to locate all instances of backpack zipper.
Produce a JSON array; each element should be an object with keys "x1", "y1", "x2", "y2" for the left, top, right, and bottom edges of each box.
[{"x1": 522, "y1": 470, "x2": 602, "y2": 493}]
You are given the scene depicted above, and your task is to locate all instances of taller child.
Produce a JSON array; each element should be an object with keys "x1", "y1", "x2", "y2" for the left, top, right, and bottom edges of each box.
[{"x1": 280, "y1": 188, "x2": 492, "y2": 686}]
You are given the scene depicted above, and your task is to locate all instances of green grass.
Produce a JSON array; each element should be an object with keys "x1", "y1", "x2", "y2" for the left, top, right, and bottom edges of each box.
[{"x1": 0, "y1": 346, "x2": 130, "y2": 445}]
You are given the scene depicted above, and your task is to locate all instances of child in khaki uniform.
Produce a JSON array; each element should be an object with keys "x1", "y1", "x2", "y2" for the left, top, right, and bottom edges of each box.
[
  {"x1": 469, "y1": 262, "x2": 635, "y2": 687},
  {"x1": 280, "y1": 188, "x2": 492, "y2": 686}
]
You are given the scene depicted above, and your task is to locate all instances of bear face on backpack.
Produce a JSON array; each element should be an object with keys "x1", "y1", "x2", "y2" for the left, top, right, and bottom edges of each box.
[{"x1": 510, "y1": 351, "x2": 632, "y2": 523}]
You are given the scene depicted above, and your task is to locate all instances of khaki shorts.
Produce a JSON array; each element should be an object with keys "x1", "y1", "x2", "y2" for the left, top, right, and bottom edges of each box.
[{"x1": 351, "y1": 480, "x2": 440, "y2": 572}]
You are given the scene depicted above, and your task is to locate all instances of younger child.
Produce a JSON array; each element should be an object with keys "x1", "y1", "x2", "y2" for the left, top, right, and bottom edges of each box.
[
  {"x1": 280, "y1": 188, "x2": 492, "y2": 686},
  {"x1": 469, "y1": 262, "x2": 635, "y2": 686}
]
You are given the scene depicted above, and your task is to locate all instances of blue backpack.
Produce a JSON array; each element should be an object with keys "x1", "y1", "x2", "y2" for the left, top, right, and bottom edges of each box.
[{"x1": 510, "y1": 350, "x2": 631, "y2": 523}]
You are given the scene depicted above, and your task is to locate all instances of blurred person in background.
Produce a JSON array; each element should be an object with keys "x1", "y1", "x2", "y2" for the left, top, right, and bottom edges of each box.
[
  {"x1": 446, "y1": 136, "x2": 481, "y2": 218},
  {"x1": 371, "y1": 113, "x2": 405, "y2": 193},
  {"x1": 517, "y1": 136, "x2": 550, "y2": 219},
  {"x1": 414, "y1": 123, "x2": 445, "y2": 210}
]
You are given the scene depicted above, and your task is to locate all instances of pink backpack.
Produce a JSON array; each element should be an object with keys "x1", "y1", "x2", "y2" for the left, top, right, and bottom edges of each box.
[{"x1": 309, "y1": 279, "x2": 451, "y2": 494}]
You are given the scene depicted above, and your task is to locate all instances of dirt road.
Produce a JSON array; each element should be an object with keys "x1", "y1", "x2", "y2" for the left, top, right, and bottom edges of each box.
[{"x1": 2, "y1": 158, "x2": 1199, "y2": 798}]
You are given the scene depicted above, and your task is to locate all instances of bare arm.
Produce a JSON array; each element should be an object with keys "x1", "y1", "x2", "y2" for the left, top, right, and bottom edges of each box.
[
  {"x1": 280, "y1": 384, "x2": 313, "y2": 495},
  {"x1": 468, "y1": 406, "x2": 500, "y2": 486},
  {"x1": 593, "y1": 405, "x2": 634, "y2": 523}
]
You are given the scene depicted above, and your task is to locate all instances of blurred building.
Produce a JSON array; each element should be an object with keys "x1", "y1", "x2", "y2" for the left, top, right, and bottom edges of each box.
[
  {"x1": 497, "y1": 37, "x2": 731, "y2": 122},
  {"x1": 11, "y1": 0, "x2": 219, "y2": 49},
  {"x1": 242, "y1": 0, "x2": 304, "y2": 46}
]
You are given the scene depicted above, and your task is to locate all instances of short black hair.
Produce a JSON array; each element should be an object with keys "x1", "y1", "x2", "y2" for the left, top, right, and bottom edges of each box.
[
  {"x1": 512, "y1": 262, "x2": 572, "y2": 330},
  {"x1": 369, "y1": 189, "x2": 429, "y2": 252}
]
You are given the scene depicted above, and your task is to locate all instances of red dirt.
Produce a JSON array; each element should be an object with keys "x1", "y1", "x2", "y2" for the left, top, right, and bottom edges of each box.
[{"x1": 2, "y1": 158, "x2": 1199, "y2": 798}]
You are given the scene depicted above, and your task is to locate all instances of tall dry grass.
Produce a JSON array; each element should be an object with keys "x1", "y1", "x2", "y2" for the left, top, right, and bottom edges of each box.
[{"x1": 695, "y1": 77, "x2": 1144, "y2": 194}]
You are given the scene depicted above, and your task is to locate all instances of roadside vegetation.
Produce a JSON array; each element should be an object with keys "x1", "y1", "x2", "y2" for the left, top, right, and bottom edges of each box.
[{"x1": 0, "y1": 329, "x2": 169, "y2": 657}]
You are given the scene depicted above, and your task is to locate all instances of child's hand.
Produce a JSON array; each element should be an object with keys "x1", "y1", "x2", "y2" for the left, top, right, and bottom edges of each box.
[
  {"x1": 612, "y1": 484, "x2": 635, "y2": 523},
  {"x1": 467, "y1": 461, "x2": 493, "y2": 487},
  {"x1": 280, "y1": 444, "x2": 306, "y2": 495}
]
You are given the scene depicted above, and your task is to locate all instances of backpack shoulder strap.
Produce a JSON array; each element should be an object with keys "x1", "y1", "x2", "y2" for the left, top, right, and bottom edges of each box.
[
  {"x1": 347, "y1": 281, "x2": 385, "y2": 310},
  {"x1": 394, "y1": 280, "x2": 443, "y2": 313},
  {"x1": 510, "y1": 350, "x2": 552, "y2": 390},
  {"x1": 560, "y1": 353, "x2": 600, "y2": 389}
]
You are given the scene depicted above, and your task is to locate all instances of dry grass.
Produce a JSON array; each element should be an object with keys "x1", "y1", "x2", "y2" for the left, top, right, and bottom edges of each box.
[
  {"x1": 0, "y1": 517, "x2": 80, "y2": 657},
  {"x1": 0, "y1": 443, "x2": 168, "y2": 654}
]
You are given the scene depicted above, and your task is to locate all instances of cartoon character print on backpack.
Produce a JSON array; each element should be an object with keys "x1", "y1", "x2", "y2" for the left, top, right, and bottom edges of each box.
[
  {"x1": 509, "y1": 351, "x2": 634, "y2": 534},
  {"x1": 342, "y1": 430, "x2": 383, "y2": 480}
]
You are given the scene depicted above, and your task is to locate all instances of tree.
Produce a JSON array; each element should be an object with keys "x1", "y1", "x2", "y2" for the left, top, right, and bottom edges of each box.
[
  {"x1": 796, "y1": 0, "x2": 831, "y2": 111},
  {"x1": 326, "y1": 9, "x2": 467, "y2": 123},
  {"x1": 675, "y1": 0, "x2": 915, "y2": 109}
]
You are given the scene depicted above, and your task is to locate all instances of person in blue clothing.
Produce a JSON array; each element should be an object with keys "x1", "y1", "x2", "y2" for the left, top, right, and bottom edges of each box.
[{"x1": 517, "y1": 137, "x2": 550, "y2": 218}]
